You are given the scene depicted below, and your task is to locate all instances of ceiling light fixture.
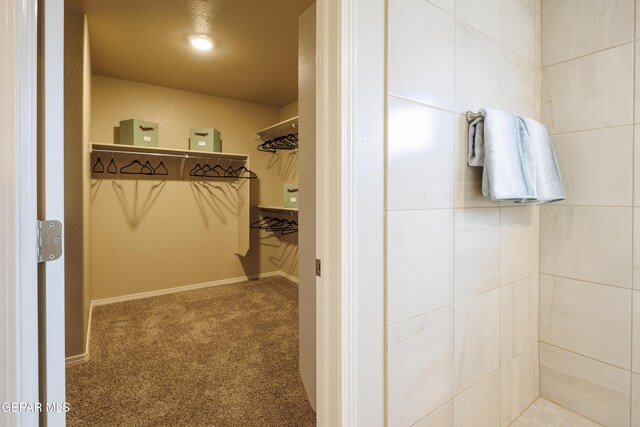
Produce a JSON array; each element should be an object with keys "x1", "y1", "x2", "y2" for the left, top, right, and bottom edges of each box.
[{"x1": 189, "y1": 35, "x2": 213, "y2": 51}]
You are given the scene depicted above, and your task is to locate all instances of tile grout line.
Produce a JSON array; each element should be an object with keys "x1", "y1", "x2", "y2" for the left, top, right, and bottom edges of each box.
[
  {"x1": 540, "y1": 341, "x2": 633, "y2": 374},
  {"x1": 538, "y1": 272, "x2": 633, "y2": 293},
  {"x1": 550, "y1": 123, "x2": 635, "y2": 138},
  {"x1": 387, "y1": 273, "x2": 539, "y2": 329},
  {"x1": 542, "y1": 40, "x2": 635, "y2": 70},
  {"x1": 631, "y1": 2, "x2": 637, "y2": 425},
  {"x1": 452, "y1": 3, "x2": 458, "y2": 422}
]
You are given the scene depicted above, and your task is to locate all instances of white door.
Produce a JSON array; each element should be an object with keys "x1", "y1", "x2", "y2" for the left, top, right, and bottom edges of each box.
[
  {"x1": 39, "y1": 0, "x2": 67, "y2": 426},
  {"x1": 1, "y1": 0, "x2": 65, "y2": 426}
]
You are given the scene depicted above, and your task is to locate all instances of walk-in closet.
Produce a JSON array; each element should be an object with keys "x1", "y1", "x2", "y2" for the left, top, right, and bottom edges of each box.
[{"x1": 62, "y1": 0, "x2": 317, "y2": 425}]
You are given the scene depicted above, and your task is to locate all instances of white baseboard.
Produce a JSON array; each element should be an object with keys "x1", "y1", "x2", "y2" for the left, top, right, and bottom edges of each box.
[
  {"x1": 278, "y1": 271, "x2": 300, "y2": 283},
  {"x1": 65, "y1": 271, "x2": 298, "y2": 366},
  {"x1": 65, "y1": 352, "x2": 89, "y2": 366}
]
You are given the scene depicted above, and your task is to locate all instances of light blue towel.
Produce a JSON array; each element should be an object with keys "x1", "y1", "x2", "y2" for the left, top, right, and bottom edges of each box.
[{"x1": 468, "y1": 108, "x2": 565, "y2": 203}]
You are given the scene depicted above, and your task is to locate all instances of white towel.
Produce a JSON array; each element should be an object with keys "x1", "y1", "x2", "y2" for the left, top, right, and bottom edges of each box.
[{"x1": 468, "y1": 108, "x2": 565, "y2": 203}]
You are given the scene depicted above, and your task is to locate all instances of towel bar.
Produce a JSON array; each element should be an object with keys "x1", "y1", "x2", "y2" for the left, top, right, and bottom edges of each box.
[{"x1": 465, "y1": 111, "x2": 483, "y2": 123}]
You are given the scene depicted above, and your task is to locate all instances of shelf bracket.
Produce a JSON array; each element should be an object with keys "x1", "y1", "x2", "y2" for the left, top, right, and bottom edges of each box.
[{"x1": 179, "y1": 157, "x2": 186, "y2": 178}]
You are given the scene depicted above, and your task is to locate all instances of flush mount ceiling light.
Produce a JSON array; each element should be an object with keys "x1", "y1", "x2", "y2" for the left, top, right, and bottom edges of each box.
[{"x1": 189, "y1": 35, "x2": 213, "y2": 51}]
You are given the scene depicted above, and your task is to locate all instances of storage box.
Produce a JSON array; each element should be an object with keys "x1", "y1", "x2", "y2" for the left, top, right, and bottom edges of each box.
[
  {"x1": 190, "y1": 128, "x2": 221, "y2": 152},
  {"x1": 119, "y1": 119, "x2": 159, "y2": 147},
  {"x1": 284, "y1": 183, "x2": 299, "y2": 208}
]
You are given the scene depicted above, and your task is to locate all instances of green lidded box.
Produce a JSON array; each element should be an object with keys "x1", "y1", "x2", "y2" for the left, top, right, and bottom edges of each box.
[
  {"x1": 119, "y1": 119, "x2": 159, "y2": 147},
  {"x1": 190, "y1": 128, "x2": 221, "y2": 152},
  {"x1": 284, "y1": 183, "x2": 299, "y2": 208}
]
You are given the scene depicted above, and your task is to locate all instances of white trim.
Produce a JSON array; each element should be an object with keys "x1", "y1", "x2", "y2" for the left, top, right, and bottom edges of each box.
[
  {"x1": 64, "y1": 353, "x2": 90, "y2": 367},
  {"x1": 65, "y1": 271, "x2": 299, "y2": 365},
  {"x1": 41, "y1": 1, "x2": 67, "y2": 425},
  {"x1": 317, "y1": 0, "x2": 386, "y2": 425},
  {"x1": 345, "y1": 0, "x2": 386, "y2": 425},
  {"x1": 278, "y1": 271, "x2": 300, "y2": 284},
  {"x1": 91, "y1": 271, "x2": 288, "y2": 306},
  {"x1": 0, "y1": 1, "x2": 39, "y2": 426}
]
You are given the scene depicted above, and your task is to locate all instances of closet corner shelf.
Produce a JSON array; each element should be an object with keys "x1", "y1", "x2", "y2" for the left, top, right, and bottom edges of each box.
[
  {"x1": 91, "y1": 143, "x2": 248, "y2": 160},
  {"x1": 255, "y1": 116, "x2": 298, "y2": 140},
  {"x1": 258, "y1": 205, "x2": 298, "y2": 213}
]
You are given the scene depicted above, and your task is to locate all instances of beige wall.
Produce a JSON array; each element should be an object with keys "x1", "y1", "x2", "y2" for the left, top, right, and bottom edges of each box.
[
  {"x1": 539, "y1": 0, "x2": 635, "y2": 425},
  {"x1": 90, "y1": 75, "x2": 298, "y2": 301},
  {"x1": 279, "y1": 101, "x2": 299, "y2": 121},
  {"x1": 82, "y1": 16, "x2": 92, "y2": 356},
  {"x1": 64, "y1": 10, "x2": 91, "y2": 358},
  {"x1": 386, "y1": 0, "x2": 540, "y2": 425},
  {"x1": 297, "y1": 4, "x2": 316, "y2": 410}
]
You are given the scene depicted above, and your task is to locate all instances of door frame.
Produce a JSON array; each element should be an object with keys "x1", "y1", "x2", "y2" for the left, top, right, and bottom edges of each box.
[
  {"x1": 3, "y1": 0, "x2": 386, "y2": 424},
  {"x1": 0, "y1": 0, "x2": 41, "y2": 426},
  {"x1": 316, "y1": 0, "x2": 385, "y2": 425},
  {"x1": 39, "y1": 0, "x2": 67, "y2": 425}
]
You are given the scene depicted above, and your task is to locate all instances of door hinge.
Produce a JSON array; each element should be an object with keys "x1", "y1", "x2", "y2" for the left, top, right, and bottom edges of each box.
[
  {"x1": 37, "y1": 220, "x2": 62, "y2": 263},
  {"x1": 315, "y1": 259, "x2": 321, "y2": 277}
]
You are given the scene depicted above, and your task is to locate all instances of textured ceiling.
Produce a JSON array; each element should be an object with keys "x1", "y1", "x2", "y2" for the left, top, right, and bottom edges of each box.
[{"x1": 66, "y1": 0, "x2": 314, "y2": 107}]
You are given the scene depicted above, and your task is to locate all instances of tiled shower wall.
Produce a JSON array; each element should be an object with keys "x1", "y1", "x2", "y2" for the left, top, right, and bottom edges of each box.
[
  {"x1": 539, "y1": 0, "x2": 636, "y2": 425},
  {"x1": 386, "y1": 0, "x2": 541, "y2": 425}
]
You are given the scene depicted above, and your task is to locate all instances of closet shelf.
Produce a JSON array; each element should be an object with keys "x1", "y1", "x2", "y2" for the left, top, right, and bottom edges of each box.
[
  {"x1": 255, "y1": 116, "x2": 298, "y2": 141},
  {"x1": 91, "y1": 143, "x2": 248, "y2": 160},
  {"x1": 258, "y1": 205, "x2": 298, "y2": 213}
]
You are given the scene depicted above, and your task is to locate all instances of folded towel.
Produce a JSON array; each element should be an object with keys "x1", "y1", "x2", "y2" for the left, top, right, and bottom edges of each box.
[{"x1": 467, "y1": 108, "x2": 566, "y2": 203}]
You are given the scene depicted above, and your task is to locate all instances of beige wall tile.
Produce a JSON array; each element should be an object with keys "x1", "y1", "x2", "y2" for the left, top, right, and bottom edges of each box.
[
  {"x1": 540, "y1": 205, "x2": 632, "y2": 288},
  {"x1": 455, "y1": 20, "x2": 502, "y2": 114},
  {"x1": 455, "y1": 0, "x2": 501, "y2": 42},
  {"x1": 535, "y1": 0, "x2": 542, "y2": 66},
  {"x1": 387, "y1": 209, "x2": 454, "y2": 325},
  {"x1": 533, "y1": 342, "x2": 540, "y2": 397},
  {"x1": 542, "y1": 44, "x2": 634, "y2": 134},
  {"x1": 636, "y1": 126, "x2": 640, "y2": 206},
  {"x1": 500, "y1": 346, "x2": 536, "y2": 426},
  {"x1": 539, "y1": 342, "x2": 631, "y2": 426},
  {"x1": 634, "y1": 291, "x2": 640, "y2": 372},
  {"x1": 552, "y1": 126, "x2": 633, "y2": 207},
  {"x1": 388, "y1": 0, "x2": 454, "y2": 110},
  {"x1": 636, "y1": 44, "x2": 640, "y2": 123},
  {"x1": 636, "y1": 212, "x2": 640, "y2": 289},
  {"x1": 454, "y1": 114, "x2": 496, "y2": 208},
  {"x1": 502, "y1": 0, "x2": 537, "y2": 63},
  {"x1": 501, "y1": 48, "x2": 537, "y2": 118},
  {"x1": 541, "y1": 0, "x2": 634, "y2": 66},
  {"x1": 454, "y1": 208, "x2": 501, "y2": 301},
  {"x1": 454, "y1": 290, "x2": 500, "y2": 394},
  {"x1": 414, "y1": 400, "x2": 454, "y2": 427},
  {"x1": 633, "y1": 373, "x2": 640, "y2": 427},
  {"x1": 500, "y1": 276, "x2": 536, "y2": 364},
  {"x1": 454, "y1": 370, "x2": 500, "y2": 427},
  {"x1": 388, "y1": 306, "x2": 454, "y2": 427},
  {"x1": 540, "y1": 275, "x2": 631, "y2": 369},
  {"x1": 637, "y1": 0, "x2": 640, "y2": 40},
  {"x1": 501, "y1": 206, "x2": 535, "y2": 286},
  {"x1": 387, "y1": 97, "x2": 455, "y2": 210}
]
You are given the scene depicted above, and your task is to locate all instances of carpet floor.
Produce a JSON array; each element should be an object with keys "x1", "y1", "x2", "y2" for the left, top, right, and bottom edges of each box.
[{"x1": 66, "y1": 276, "x2": 316, "y2": 427}]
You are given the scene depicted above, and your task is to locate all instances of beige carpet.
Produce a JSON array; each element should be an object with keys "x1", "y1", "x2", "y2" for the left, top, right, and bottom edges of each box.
[{"x1": 66, "y1": 277, "x2": 316, "y2": 427}]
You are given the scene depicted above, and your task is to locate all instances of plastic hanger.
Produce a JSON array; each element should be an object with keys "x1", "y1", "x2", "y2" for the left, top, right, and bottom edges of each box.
[
  {"x1": 107, "y1": 158, "x2": 117, "y2": 174},
  {"x1": 120, "y1": 159, "x2": 153, "y2": 175},
  {"x1": 153, "y1": 160, "x2": 168, "y2": 176},
  {"x1": 92, "y1": 157, "x2": 105, "y2": 173}
]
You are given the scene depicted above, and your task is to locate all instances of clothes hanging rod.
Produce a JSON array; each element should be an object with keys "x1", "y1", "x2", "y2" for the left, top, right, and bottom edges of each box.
[
  {"x1": 91, "y1": 143, "x2": 248, "y2": 161},
  {"x1": 92, "y1": 148, "x2": 246, "y2": 162},
  {"x1": 465, "y1": 111, "x2": 483, "y2": 123}
]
